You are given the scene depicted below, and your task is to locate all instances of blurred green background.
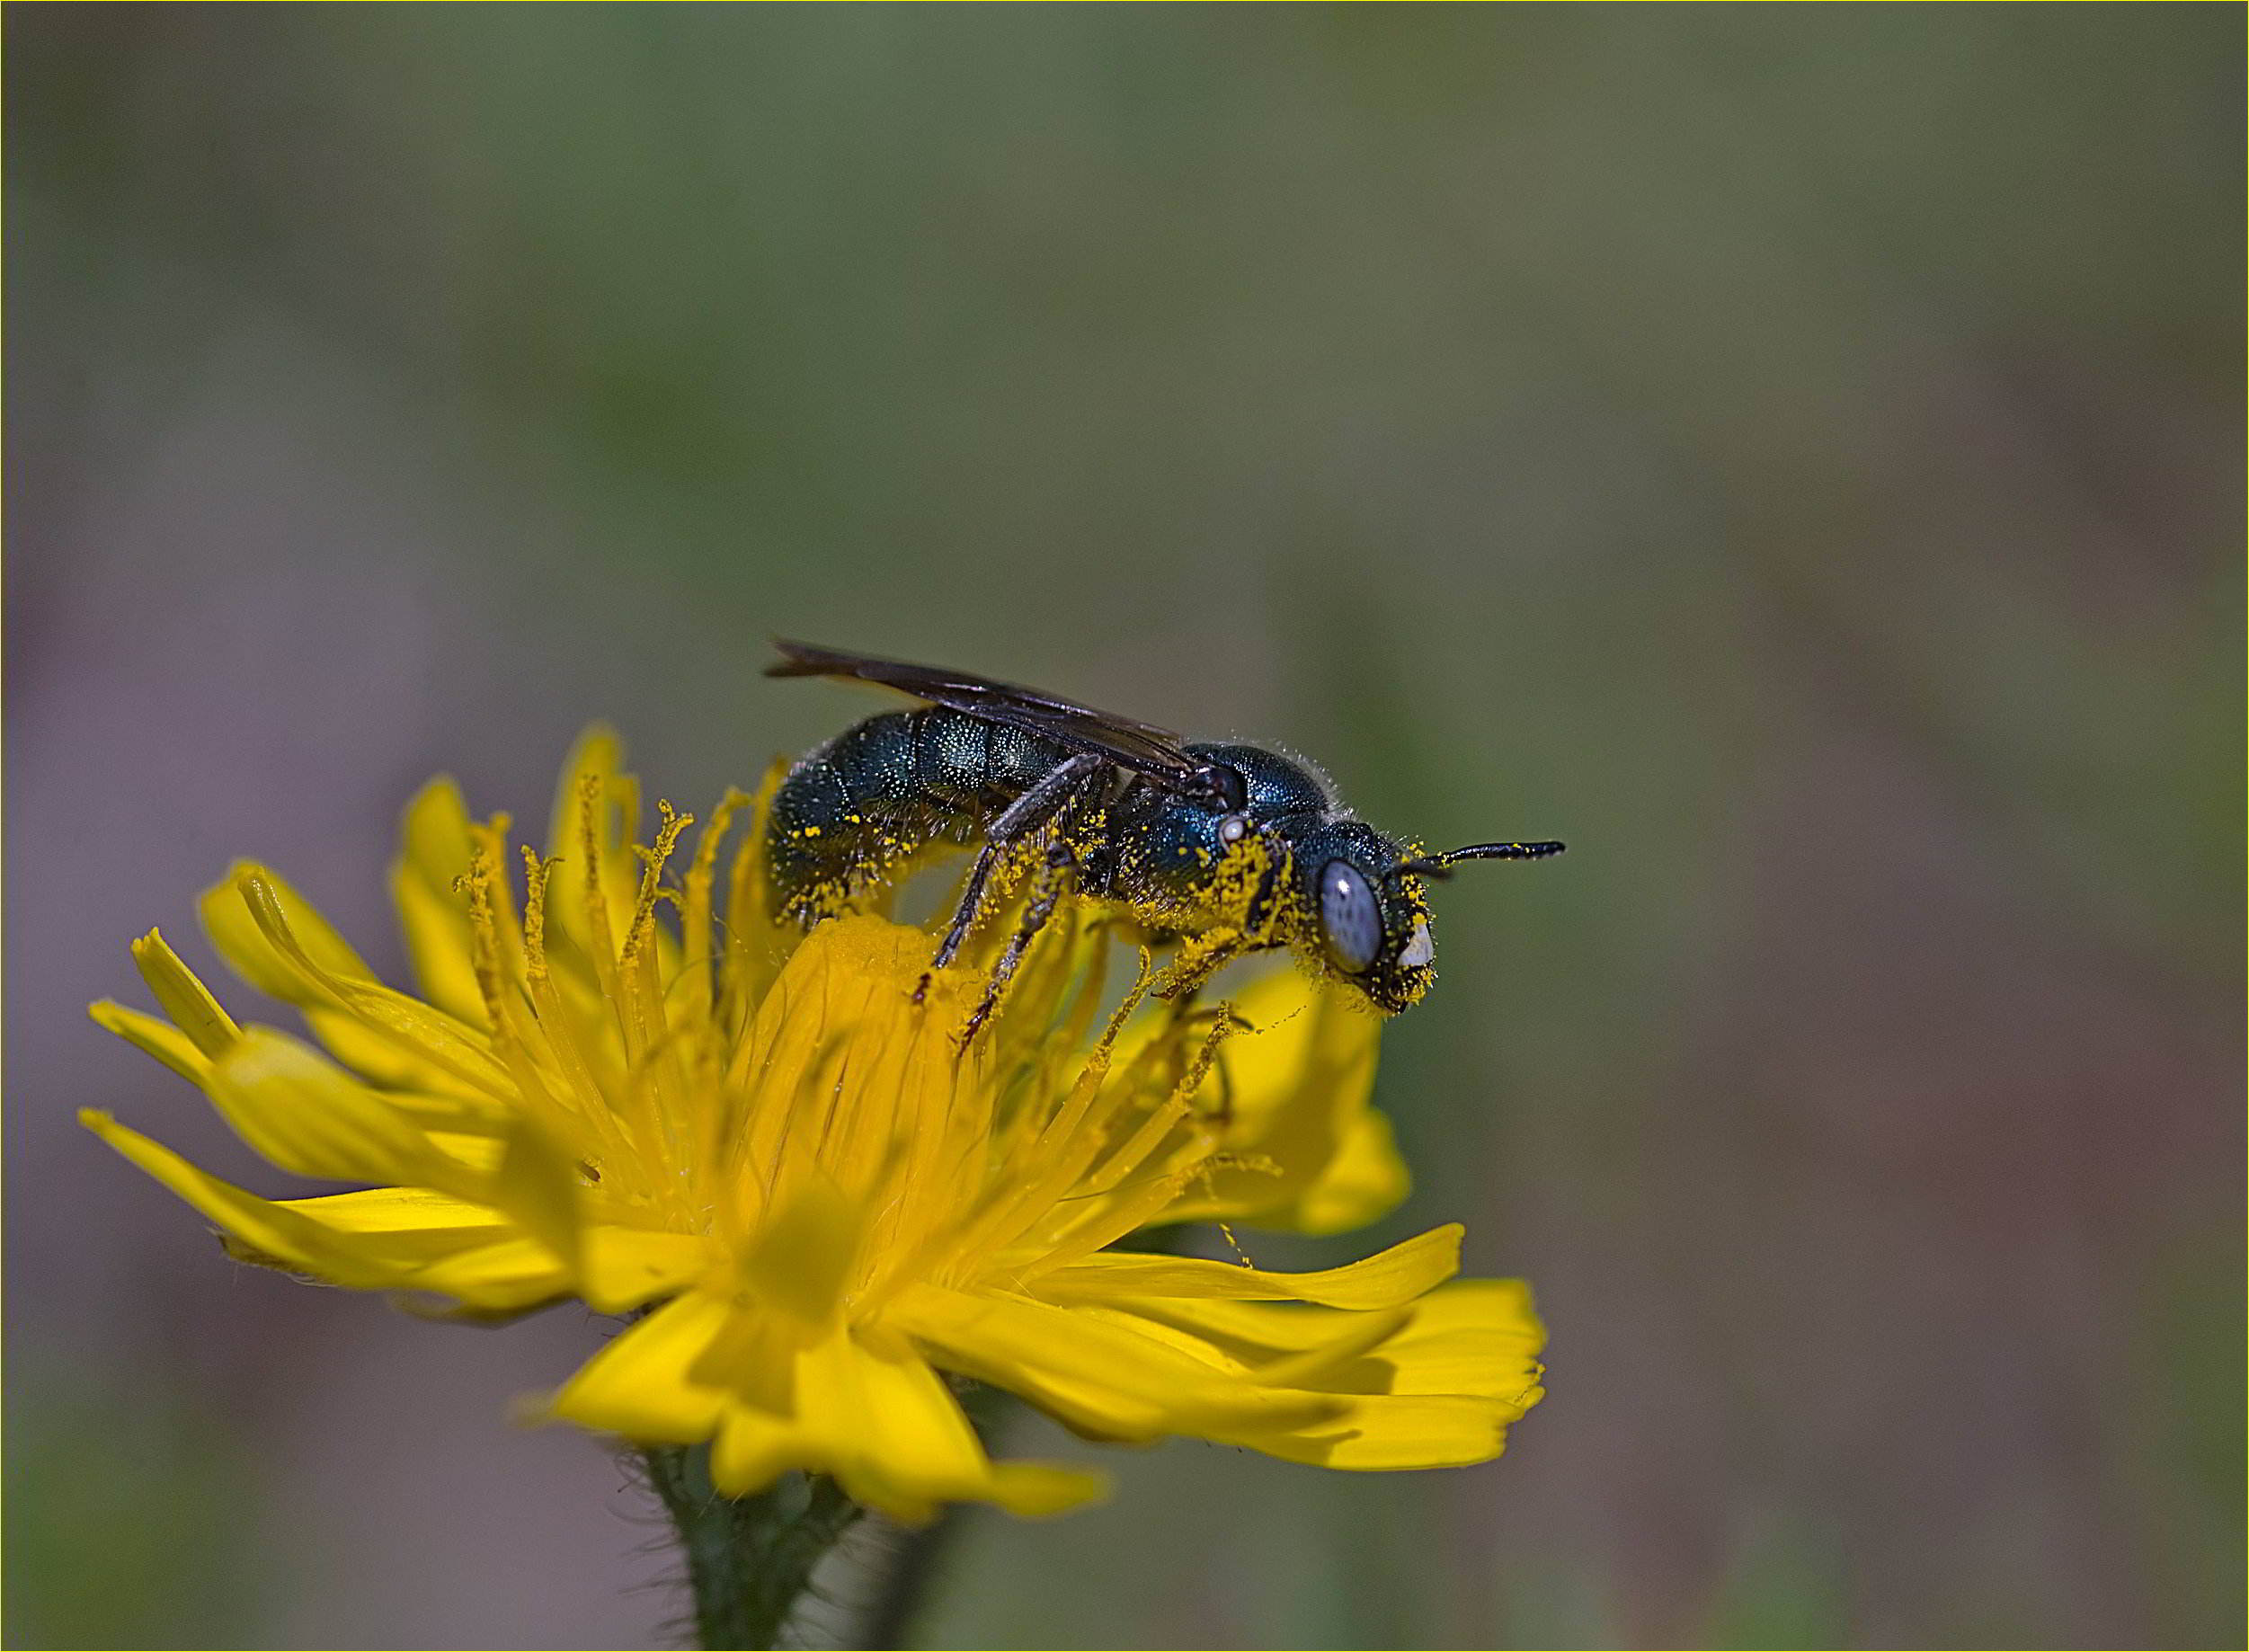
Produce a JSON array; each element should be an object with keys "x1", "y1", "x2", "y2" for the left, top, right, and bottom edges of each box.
[{"x1": 6, "y1": 5, "x2": 2240, "y2": 1648}]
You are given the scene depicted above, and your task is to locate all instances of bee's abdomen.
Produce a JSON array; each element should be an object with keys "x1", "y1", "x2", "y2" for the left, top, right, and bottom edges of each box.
[{"x1": 766, "y1": 708, "x2": 1068, "y2": 920}]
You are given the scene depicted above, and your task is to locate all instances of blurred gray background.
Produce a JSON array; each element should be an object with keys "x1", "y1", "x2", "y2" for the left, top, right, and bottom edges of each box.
[{"x1": 6, "y1": 5, "x2": 2241, "y2": 1648}]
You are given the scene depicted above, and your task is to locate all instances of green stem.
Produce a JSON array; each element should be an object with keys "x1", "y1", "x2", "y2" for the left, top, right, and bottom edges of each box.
[{"x1": 640, "y1": 1443, "x2": 863, "y2": 1650}]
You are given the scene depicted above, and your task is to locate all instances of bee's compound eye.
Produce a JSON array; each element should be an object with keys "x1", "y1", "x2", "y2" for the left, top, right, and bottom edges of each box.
[
  {"x1": 1218, "y1": 813, "x2": 1250, "y2": 845},
  {"x1": 1319, "y1": 859, "x2": 1382, "y2": 974}
]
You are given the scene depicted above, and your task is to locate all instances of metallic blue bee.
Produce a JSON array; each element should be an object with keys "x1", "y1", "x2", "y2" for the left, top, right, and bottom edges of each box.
[{"x1": 765, "y1": 640, "x2": 1561, "y2": 1036}]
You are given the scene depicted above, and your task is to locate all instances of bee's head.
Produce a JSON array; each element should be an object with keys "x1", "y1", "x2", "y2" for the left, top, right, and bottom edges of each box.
[
  {"x1": 1285, "y1": 822, "x2": 1438, "y2": 1014},
  {"x1": 1290, "y1": 824, "x2": 1567, "y2": 1014}
]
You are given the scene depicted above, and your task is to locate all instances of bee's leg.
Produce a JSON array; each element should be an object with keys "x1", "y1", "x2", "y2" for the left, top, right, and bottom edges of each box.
[
  {"x1": 923, "y1": 754, "x2": 1106, "y2": 992},
  {"x1": 959, "y1": 839, "x2": 1079, "y2": 1047},
  {"x1": 917, "y1": 840, "x2": 1006, "y2": 1002}
]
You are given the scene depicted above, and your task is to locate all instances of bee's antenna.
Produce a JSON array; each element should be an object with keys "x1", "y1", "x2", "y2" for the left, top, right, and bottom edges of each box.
[{"x1": 1392, "y1": 840, "x2": 1566, "y2": 882}]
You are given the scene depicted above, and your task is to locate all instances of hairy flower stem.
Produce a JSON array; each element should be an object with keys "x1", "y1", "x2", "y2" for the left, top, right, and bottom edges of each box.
[{"x1": 642, "y1": 1443, "x2": 863, "y2": 1650}]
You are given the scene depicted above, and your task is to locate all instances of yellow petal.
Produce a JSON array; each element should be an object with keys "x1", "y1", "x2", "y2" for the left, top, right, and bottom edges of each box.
[
  {"x1": 711, "y1": 1403, "x2": 800, "y2": 1495},
  {"x1": 298, "y1": 1006, "x2": 500, "y2": 1105},
  {"x1": 1205, "y1": 966, "x2": 1368, "y2": 1120},
  {"x1": 579, "y1": 1227, "x2": 709, "y2": 1314},
  {"x1": 738, "y1": 1176, "x2": 860, "y2": 1329},
  {"x1": 794, "y1": 1328, "x2": 1103, "y2": 1523},
  {"x1": 351, "y1": 1081, "x2": 513, "y2": 1138},
  {"x1": 1289, "y1": 1108, "x2": 1409, "y2": 1234},
  {"x1": 281, "y1": 1185, "x2": 513, "y2": 1235},
  {"x1": 191, "y1": 854, "x2": 489, "y2": 1092},
  {"x1": 1356, "y1": 1278, "x2": 1546, "y2": 1396},
  {"x1": 81, "y1": 1111, "x2": 470, "y2": 1288},
  {"x1": 1110, "y1": 1278, "x2": 1543, "y2": 1399},
  {"x1": 215, "y1": 866, "x2": 514, "y2": 1099},
  {"x1": 550, "y1": 1291, "x2": 733, "y2": 1443},
  {"x1": 1236, "y1": 1306, "x2": 1416, "y2": 1389},
  {"x1": 720, "y1": 758, "x2": 798, "y2": 1022},
  {"x1": 1094, "y1": 1280, "x2": 1545, "y2": 1470},
  {"x1": 1030, "y1": 1223, "x2": 1462, "y2": 1310},
  {"x1": 295, "y1": 1165, "x2": 585, "y2": 1317},
  {"x1": 129, "y1": 929, "x2": 241, "y2": 1057},
  {"x1": 388, "y1": 777, "x2": 486, "y2": 1023},
  {"x1": 538, "y1": 724, "x2": 648, "y2": 972},
  {"x1": 1149, "y1": 966, "x2": 1406, "y2": 1235},
  {"x1": 662, "y1": 1313, "x2": 1109, "y2": 1521},
  {"x1": 1238, "y1": 1391, "x2": 1536, "y2": 1470},
  {"x1": 424, "y1": 1129, "x2": 511, "y2": 1177},
  {"x1": 888, "y1": 1283, "x2": 1345, "y2": 1442},
  {"x1": 201, "y1": 1027, "x2": 468, "y2": 1195},
  {"x1": 402, "y1": 1235, "x2": 574, "y2": 1312},
  {"x1": 89, "y1": 1000, "x2": 209, "y2": 1085},
  {"x1": 198, "y1": 861, "x2": 378, "y2": 1005},
  {"x1": 975, "y1": 1460, "x2": 1110, "y2": 1519},
  {"x1": 487, "y1": 1118, "x2": 584, "y2": 1273}
]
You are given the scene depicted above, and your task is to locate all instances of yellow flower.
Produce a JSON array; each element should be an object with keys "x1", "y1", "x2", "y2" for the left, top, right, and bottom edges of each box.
[{"x1": 84, "y1": 732, "x2": 1543, "y2": 1523}]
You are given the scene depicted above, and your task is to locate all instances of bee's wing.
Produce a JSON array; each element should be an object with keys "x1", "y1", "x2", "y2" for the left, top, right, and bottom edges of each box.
[{"x1": 768, "y1": 639, "x2": 1207, "y2": 788}]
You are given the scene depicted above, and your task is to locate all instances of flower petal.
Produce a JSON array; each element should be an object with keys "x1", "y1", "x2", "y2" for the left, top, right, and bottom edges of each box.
[
  {"x1": 486, "y1": 1118, "x2": 585, "y2": 1273},
  {"x1": 538, "y1": 724, "x2": 651, "y2": 975},
  {"x1": 1029, "y1": 1223, "x2": 1462, "y2": 1310},
  {"x1": 579, "y1": 1227, "x2": 709, "y2": 1313},
  {"x1": 298, "y1": 1006, "x2": 504, "y2": 1106},
  {"x1": 81, "y1": 1111, "x2": 498, "y2": 1286},
  {"x1": 1290, "y1": 1109, "x2": 1409, "y2": 1234},
  {"x1": 793, "y1": 1328, "x2": 1104, "y2": 1523},
  {"x1": 738, "y1": 1176, "x2": 861, "y2": 1329},
  {"x1": 350, "y1": 1082, "x2": 513, "y2": 1138},
  {"x1": 129, "y1": 929, "x2": 241, "y2": 1058},
  {"x1": 1113, "y1": 1279, "x2": 1543, "y2": 1394},
  {"x1": 720, "y1": 758, "x2": 799, "y2": 1022},
  {"x1": 1155, "y1": 967, "x2": 1406, "y2": 1235},
  {"x1": 201, "y1": 1027, "x2": 470, "y2": 1195},
  {"x1": 888, "y1": 1283, "x2": 1346, "y2": 1442},
  {"x1": 388, "y1": 777, "x2": 487, "y2": 1023},
  {"x1": 401, "y1": 1236, "x2": 574, "y2": 1312},
  {"x1": 551, "y1": 1280, "x2": 1099, "y2": 1531},
  {"x1": 1352, "y1": 1277, "x2": 1546, "y2": 1397},
  {"x1": 203, "y1": 865, "x2": 513, "y2": 1099},
  {"x1": 198, "y1": 861, "x2": 378, "y2": 1006},
  {"x1": 1098, "y1": 1279, "x2": 1546, "y2": 1470},
  {"x1": 281, "y1": 1185, "x2": 513, "y2": 1235},
  {"x1": 550, "y1": 1292, "x2": 733, "y2": 1443},
  {"x1": 292, "y1": 1173, "x2": 692, "y2": 1311},
  {"x1": 1236, "y1": 1391, "x2": 1537, "y2": 1470},
  {"x1": 89, "y1": 1000, "x2": 209, "y2": 1086}
]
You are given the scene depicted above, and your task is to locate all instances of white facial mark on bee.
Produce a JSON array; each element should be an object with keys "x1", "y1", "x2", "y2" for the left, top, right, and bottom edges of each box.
[
  {"x1": 1219, "y1": 814, "x2": 1249, "y2": 844},
  {"x1": 1400, "y1": 919, "x2": 1435, "y2": 969}
]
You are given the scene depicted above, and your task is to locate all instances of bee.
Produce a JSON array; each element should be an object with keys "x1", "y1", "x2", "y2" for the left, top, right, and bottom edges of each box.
[{"x1": 765, "y1": 640, "x2": 1562, "y2": 1037}]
